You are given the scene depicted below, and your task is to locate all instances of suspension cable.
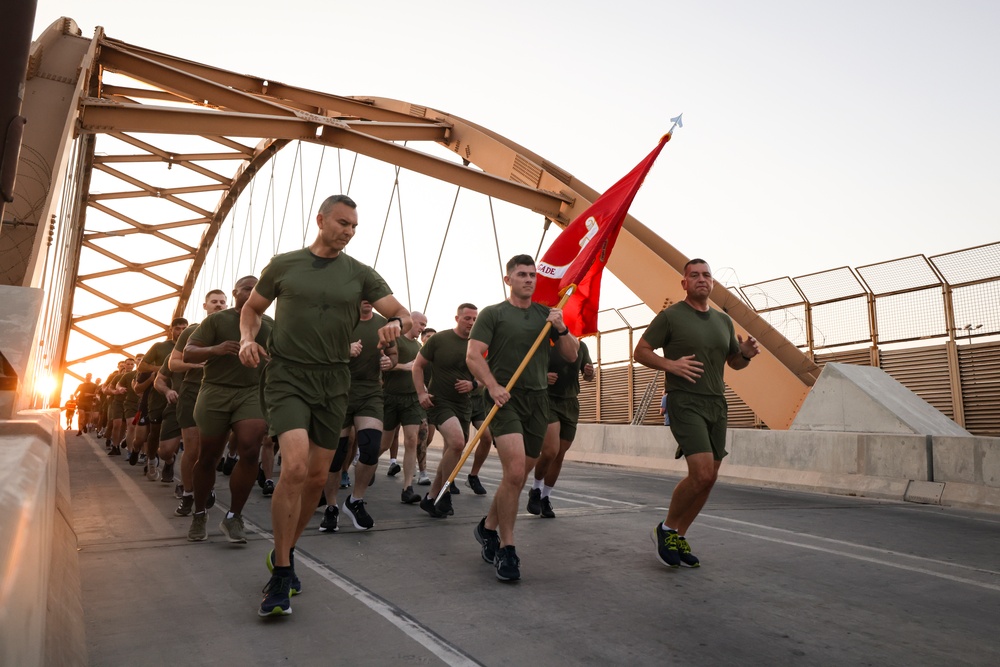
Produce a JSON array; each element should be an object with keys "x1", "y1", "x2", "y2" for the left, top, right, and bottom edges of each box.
[
  {"x1": 273, "y1": 141, "x2": 301, "y2": 260},
  {"x1": 250, "y1": 153, "x2": 276, "y2": 271},
  {"x1": 374, "y1": 163, "x2": 403, "y2": 266},
  {"x1": 488, "y1": 196, "x2": 507, "y2": 299},
  {"x1": 396, "y1": 181, "x2": 412, "y2": 309},
  {"x1": 302, "y1": 145, "x2": 326, "y2": 245},
  {"x1": 423, "y1": 185, "x2": 461, "y2": 313}
]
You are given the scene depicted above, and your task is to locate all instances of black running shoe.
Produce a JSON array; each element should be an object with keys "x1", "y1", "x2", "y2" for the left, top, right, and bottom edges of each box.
[
  {"x1": 266, "y1": 549, "x2": 301, "y2": 596},
  {"x1": 107, "y1": 446, "x2": 121, "y2": 457},
  {"x1": 206, "y1": 489, "x2": 216, "y2": 510},
  {"x1": 652, "y1": 524, "x2": 681, "y2": 568},
  {"x1": 216, "y1": 457, "x2": 225, "y2": 472},
  {"x1": 339, "y1": 471, "x2": 351, "y2": 489},
  {"x1": 401, "y1": 486, "x2": 420, "y2": 504},
  {"x1": 420, "y1": 493, "x2": 447, "y2": 518},
  {"x1": 474, "y1": 517, "x2": 500, "y2": 564},
  {"x1": 262, "y1": 480, "x2": 275, "y2": 497},
  {"x1": 540, "y1": 496, "x2": 555, "y2": 518},
  {"x1": 342, "y1": 497, "x2": 374, "y2": 530},
  {"x1": 319, "y1": 505, "x2": 339, "y2": 533},
  {"x1": 258, "y1": 573, "x2": 292, "y2": 617},
  {"x1": 222, "y1": 455, "x2": 238, "y2": 476},
  {"x1": 256, "y1": 466, "x2": 267, "y2": 489},
  {"x1": 128, "y1": 449, "x2": 139, "y2": 466},
  {"x1": 677, "y1": 536, "x2": 700, "y2": 568},
  {"x1": 387, "y1": 462, "x2": 401, "y2": 477},
  {"x1": 526, "y1": 488, "x2": 541, "y2": 515},
  {"x1": 494, "y1": 545, "x2": 521, "y2": 582},
  {"x1": 160, "y1": 461, "x2": 174, "y2": 483},
  {"x1": 174, "y1": 495, "x2": 194, "y2": 517},
  {"x1": 448, "y1": 481, "x2": 460, "y2": 495},
  {"x1": 439, "y1": 490, "x2": 454, "y2": 516},
  {"x1": 466, "y1": 474, "x2": 487, "y2": 495}
]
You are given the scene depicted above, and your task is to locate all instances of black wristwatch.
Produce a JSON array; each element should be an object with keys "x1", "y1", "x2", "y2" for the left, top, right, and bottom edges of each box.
[
  {"x1": 554, "y1": 327, "x2": 569, "y2": 338},
  {"x1": 387, "y1": 317, "x2": 402, "y2": 327},
  {"x1": 741, "y1": 353, "x2": 752, "y2": 361}
]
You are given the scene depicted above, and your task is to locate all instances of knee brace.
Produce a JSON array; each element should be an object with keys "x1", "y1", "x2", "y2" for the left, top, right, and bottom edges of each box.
[
  {"x1": 357, "y1": 428, "x2": 381, "y2": 466},
  {"x1": 331, "y1": 436, "x2": 350, "y2": 472}
]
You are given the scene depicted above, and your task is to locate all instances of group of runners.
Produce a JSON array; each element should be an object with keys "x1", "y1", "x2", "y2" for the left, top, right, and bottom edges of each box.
[{"x1": 69, "y1": 192, "x2": 758, "y2": 619}]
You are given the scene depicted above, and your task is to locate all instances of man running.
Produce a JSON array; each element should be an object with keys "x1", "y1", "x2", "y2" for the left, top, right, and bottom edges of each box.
[
  {"x1": 136, "y1": 319, "x2": 188, "y2": 478},
  {"x1": 467, "y1": 255, "x2": 579, "y2": 582},
  {"x1": 413, "y1": 303, "x2": 478, "y2": 518},
  {"x1": 633, "y1": 258, "x2": 759, "y2": 568},
  {"x1": 73, "y1": 374, "x2": 98, "y2": 435},
  {"x1": 184, "y1": 276, "x2": 272, "y2": 544},
  {"x1": 527, "y1": 339, "x2": 594, "y2": 518},
  {"x1": 240, "y1": 194, "x2": 410, "y2": 617}
]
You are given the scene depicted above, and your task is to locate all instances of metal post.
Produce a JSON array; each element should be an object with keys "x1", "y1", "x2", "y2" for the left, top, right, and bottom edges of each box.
[{"x1": 0, "y1": 0, "x2": 38, "y2": 227}]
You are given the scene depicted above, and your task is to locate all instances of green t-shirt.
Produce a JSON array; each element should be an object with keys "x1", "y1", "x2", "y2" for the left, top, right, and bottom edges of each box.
[
  {"x1": 418, "y1": 329, "x2": 473, "y2": 403},
  {"x1": 255, "y1": 248, "x2": 392, "y2": 366},
  {"x1": 349, "y1": 314, "x2": 388, "y2": 388},
  {"x1": 190, "y1": 308, "x2": 274, "y2": 387},
  {"x1": 470, "y1": 300, "x2": 554, "y2": 391},
  {"x1": 149, "y1": 357, "x2": 172, "y2": 412},
  {"x1": 174, "y1": 324, "x2": 203, "y2": 387},
  {"x1": 641, "y1": 301, "x2": 740, "y2": 397},
  {"x1": 383, "y1": 335, "x2": 421, "y2": 395},
  {"x1": 118, "y1": 370, "x2": 139, "y2": 410},
  {"x1": 549, "y1": 340, "x2": 592, "y2": 399},
  {"x1": 143, "y1": 339, "x2": 176, "y2": 370}
]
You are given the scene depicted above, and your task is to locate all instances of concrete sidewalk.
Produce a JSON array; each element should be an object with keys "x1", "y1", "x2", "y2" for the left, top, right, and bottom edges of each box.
[{"x1": 69, "y1": 430, "x2": 1000, "y2": 666}]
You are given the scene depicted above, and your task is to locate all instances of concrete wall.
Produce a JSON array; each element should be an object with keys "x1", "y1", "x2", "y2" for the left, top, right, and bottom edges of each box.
[
  {"x1": 568, "y1": 424, "x2": 1000, "y2": 512},
  {"x1": 0, "y1": 411, "x2": 86, "y2": 666}
]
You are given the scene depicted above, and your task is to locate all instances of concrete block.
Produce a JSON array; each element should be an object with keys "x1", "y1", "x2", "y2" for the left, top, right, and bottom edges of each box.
[
  {"x1": 860, "y1": 434, "x2": 928, "y2": 480},
  {"x1": 791, "y1": 363, "x2": 970, "y2": 436},
  {"x1": 932, "y1": 437, "x2": 981, "y2": 485},
  {"x1": 904, "y1": 480, "x2": 945, "y2": 505}
]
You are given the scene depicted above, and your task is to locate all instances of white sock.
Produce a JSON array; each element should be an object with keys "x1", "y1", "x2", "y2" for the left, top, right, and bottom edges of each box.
[
  {"x1": 183, "y1": 491, "x2": 193, "y2": 497},
  {"x1": 390, "y1": 458, "x2": 397, "y2": 464},
  {"x1": 532, "y1": 479, "x2": 544, "y2": 491},
  {"x1": 541, "y1": 484, "x2": 554, "y2": 498},
  {"x1": 661, "y1": 521, "x2": 676, "y2": 532},
  {"x1": 226, "y1": 511, "x2": 235, "y2": 519}
]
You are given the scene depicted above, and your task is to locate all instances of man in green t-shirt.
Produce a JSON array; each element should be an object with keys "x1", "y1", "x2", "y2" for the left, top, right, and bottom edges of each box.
[
  {"x1": 169, "y1": 288, "x2": 228, "y2": 514},
  {"x1": 317, "y1": 300, "x2": 397, "y2": 534},
  {"x1": 103, "y1": 361, "x2": 126, "y2": 454},
  {"x1": 526, "y1": 339, "x2": 595, "y2": 518},
  {"x1": 413, "y1": 303, "x2": 478, "y2": 517},
  {"x1": 634, "y1": 258, "x2": 759, "y2": 569},
  {"x1": 467, "y1": 254, "x2": 579, "y2": 582},
  {"x1": 239, "y1": 194, "x2": 411, "y2": 617},
  {"x1": 185, "y1": 276, "x2": 272, "y2": 544},
  {"x1": 379, "y1": 311, "x2": 427, "y2": 505},
  {"x1": 135, "y1": 318, "x2": 188, "y2": 479}
]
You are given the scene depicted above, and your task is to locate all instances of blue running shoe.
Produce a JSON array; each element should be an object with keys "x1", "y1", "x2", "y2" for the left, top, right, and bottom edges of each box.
[{"x1": 651, "y1": 524, "x2": 681, "y2": 568}]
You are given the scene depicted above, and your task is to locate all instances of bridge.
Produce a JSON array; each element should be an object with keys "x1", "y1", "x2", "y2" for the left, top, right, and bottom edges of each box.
[{"x1": 2, "y1": 15, "x2": 999, "y2": 666}]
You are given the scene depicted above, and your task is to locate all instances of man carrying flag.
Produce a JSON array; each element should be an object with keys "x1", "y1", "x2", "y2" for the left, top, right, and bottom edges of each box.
[{"x1": 467, "y1": 255, "x2": 579, "y2": 582}]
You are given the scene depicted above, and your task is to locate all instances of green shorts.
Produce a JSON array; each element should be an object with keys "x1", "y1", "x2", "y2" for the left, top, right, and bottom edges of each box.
[
  {"x1": 383, "y1": 392, "x2": 425, "y2": 430},
  {"x1": 667, "y1": 392, "x2": 729, "y2": 461},
  {"x1": 160, "y1": 403, "x2": 181, "y2": 441},
  {"x1": 547, "y1": 394, "x2": 580, "y2": 442},
  {"x1": 486, "y1": 388, "x2": 548, "y2": 458},
  {"x1": 470, "y1": 392, "x2": 487, "y2": 423},
  {"x1": 427, "y1": 397, "x2": 471, "y2": 439},
  {"x1": 194, "y1": 383, "x2": 265, "y2": 437},
  {"x1": 177, "y1": 381, "x2": 200, "y2": 429},
  {"x1": 109, "y1": 401, "x2": 125, "y2": 421},
  {"x1": 264, "y1": 358, "x2": 350, "y2": 451},
  {"x1": 342, "y1": 382, "x2": 383, "y2": 428},
  {"x1": 148, "y1": 391, "x2": 168, "y2": 423}
]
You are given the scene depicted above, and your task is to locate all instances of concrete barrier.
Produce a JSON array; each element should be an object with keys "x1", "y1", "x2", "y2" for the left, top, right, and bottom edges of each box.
[
  {"x1": 567, "y1": 424, "x2": 1000, "y2": 512},
  {"x1": 0, "y1": 411, "x2": 86, "y2": 666}
]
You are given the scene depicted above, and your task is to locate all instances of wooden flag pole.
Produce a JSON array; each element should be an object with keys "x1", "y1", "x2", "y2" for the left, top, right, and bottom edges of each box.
[{"x1": 434, "y1": 287, "x2": 576, "y2": 505}]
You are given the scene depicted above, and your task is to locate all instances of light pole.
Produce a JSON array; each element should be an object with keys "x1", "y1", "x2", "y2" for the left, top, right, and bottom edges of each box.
[{"x1": 962, "y1": 323, "x2": 983, "y2": 345}]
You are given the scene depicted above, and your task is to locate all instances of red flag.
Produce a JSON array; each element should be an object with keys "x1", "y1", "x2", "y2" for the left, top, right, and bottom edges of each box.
[{"x1": 534, "y1": 132, "x2": 671, "y2": 335}]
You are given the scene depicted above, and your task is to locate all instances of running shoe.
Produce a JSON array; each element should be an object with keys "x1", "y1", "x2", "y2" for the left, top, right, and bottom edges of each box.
[
  {"x1": 400, "y1": 486, "x2": 420, "y2": 504},
  {"x1": 206, "y1": 489, "x2": 216, "y2": 510},
  {"x1": 448, "y1": 481, "x2": 460, "y2": 495},
  {"x1": 222, "y1": 455, "x2": 238, "y2": 476},
  {"x1": 466, "y1": 474, "x2": 487, "y2": 495},
  {"x1": 420, "y1": 493, "x2": 447, "y2": 518},
  {"x1": 319, "y1": 505, "x2": 339, "y2": 533},
  {"x1": 526, "y1": 488, "x2": 542, "y2": 515},
  {"x1": 160, "y1": 461, "x2": 174, "y2": 483},
  {"x1": 256, "y1": 465, "x2": 267, "y2": 489},
  {"x1": 416, "y1": 470, "x2": 431, "y2": 486},
  {"x1": 107, "y1": 445, "x2": 121, "y2": 457},
  {"x1": 494, "y1": 545, "x2": 521, "y2": 582},
  {"x1": 474, "y1": 517, "x2": 499, "y2": 564},
  {"x1": 387, "y1": 461, "x2": 401, "y2": 477},
  {"x1": 262, "y1": 480, "x2": 275, "y2": 497},
  {"x1": 651, "y1": 523, "x2": 681, "y2": 568},
  {"x1": 339, "y1": 471, "x2": 351, "y2": 489},
  {"x1": 220, "y1": 515, "x2": 247, "y2": 544},
  {"x1": 173, "y1": 483, "x2": 184, "y2": 499},
  {"x1": 128, "y1": 449, "x2": 139, "y2": 466},
  {"x1": 174, "y1": 495, "x2": 194, "y2": 517},
  {"x1": 439, "y1": 490, "x2": 454, "y2": 516},
  {"x1": 265, "y1": 549, "x2": 301, "y2": 596},
  {"x1": 188, "y1": 512, "x2": 208, "y2": 542},
  {"x1": 677, "y1": 536, "x2": 700, "y2": 568},
  {"x1": 540, "y1": 496, "x2": 555, "y2": 518},
  {"x1": 342, "y1": 497, "x2": 374, "y2": 530},
  {"x1": 258, "y1": 573, "x2": 292, "y2": 617}
]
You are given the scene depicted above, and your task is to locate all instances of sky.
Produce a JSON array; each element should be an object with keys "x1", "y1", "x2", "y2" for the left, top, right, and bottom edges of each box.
[{"x1": 32, "y1": 0, "x2": 1000, "y2": 383}]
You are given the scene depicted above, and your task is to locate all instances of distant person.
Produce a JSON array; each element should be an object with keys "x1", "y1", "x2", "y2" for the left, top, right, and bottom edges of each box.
[
  {"x1": 415, "y1": 327, "x2": 438, "y2": 485},
  {"x1": 633, "y1": 258, "x2": 759, "y2": 569},
  {"x1": 660, "y1": 392, "x2": 670, "y2": 426},
  {"x1": 73, "y1": 373, "x2": 98, "y2": 435},
  {"x1": 239, "y1": 194, "x2": 410, "y2": 617}
]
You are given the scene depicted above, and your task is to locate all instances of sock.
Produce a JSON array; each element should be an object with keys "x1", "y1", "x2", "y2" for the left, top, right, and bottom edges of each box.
[
  {"x1": 541, "y1": 484, "x2": 554, "y2": 498},
  {"x1": 273, "y1": 565, "x2": 292, "y2": 576},
  {"x1": 348, "y1": 494, "x2": 358, "y2": 504},
  {"x1": 226, "y1": 511, "x2": 235, "y2": 519},
  {"x1": 390, "y1": 458, "x2": 397, "y2": 465},
  {"x1": 661, "y1": 521, "x2": 676, "y2": 533},
  {"x1": 183, "y1": 491, "x2": 193, "y2": 497},
  {"x1": 532, "y1": 478, "x2": 543, "y2": 491}
]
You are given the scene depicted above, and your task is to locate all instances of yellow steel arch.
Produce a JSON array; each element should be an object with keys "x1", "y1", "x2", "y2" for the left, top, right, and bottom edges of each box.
[{"x1": 17, "y1": 18, "x2": 818, "y2": 428}]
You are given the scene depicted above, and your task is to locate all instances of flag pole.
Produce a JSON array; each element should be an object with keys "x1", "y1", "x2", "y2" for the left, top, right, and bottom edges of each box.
[{"x1": 434, "y1": 286, "x2": 575, "y2": 504}]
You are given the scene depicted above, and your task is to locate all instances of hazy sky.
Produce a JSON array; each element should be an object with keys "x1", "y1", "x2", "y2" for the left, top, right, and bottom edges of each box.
[{"x1": 33, "y1": 0, "x2": 1000, "y2": 359}]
